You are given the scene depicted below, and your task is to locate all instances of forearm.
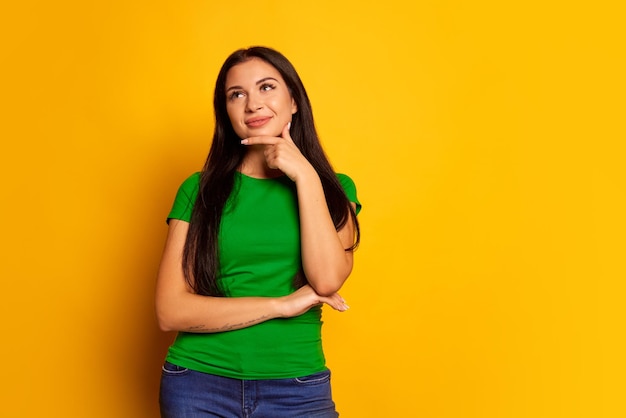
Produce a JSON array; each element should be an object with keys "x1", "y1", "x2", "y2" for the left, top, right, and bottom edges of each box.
[
  {"x1": 156, "y1": 282, "x2": 348, "y2": 332},
  {"x1": 156, "y1": 292, "x2": 281, "y2": 333},
  {"x1": 155, "y1": 219, "x2": 344, "y2": 334},
  {"x1": 295, "y1": 168, "x2": 353, "y2": 296},
  {"x1": 241, "y1": 129, "x2": 354, "y2": 296}
]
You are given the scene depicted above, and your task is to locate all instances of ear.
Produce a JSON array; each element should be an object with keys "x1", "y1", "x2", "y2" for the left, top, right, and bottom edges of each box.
[{"x1": 291, "y1": 98, "x2": 298, "y2": 114}]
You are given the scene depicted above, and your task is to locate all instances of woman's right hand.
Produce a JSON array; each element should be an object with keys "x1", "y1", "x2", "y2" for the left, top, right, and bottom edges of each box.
[{"x1": 277, "y1": 285, "x2": 350, "y2": 318}]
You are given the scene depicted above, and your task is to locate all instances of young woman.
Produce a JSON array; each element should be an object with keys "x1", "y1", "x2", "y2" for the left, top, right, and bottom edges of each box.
[{"x1": 156, "y1": 46, "x2": 361, "y2": 417}]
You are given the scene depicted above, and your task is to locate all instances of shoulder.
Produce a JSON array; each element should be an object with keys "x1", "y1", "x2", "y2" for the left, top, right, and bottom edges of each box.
[
  {"x1": 335, "y1": 173, "x2": 361, "y2": 215},
  {"x1": 173, "y1": 172, "x2": 202, "y2": 208},
  {"x1": 335, "y1": 173, "x2": 357, "y2": 194},
  {"x1": 181, "y1": 172, "x2": 201, "y2": 189},
  {"x1": 167, "y1": 172, "x2": 201, "y2": 224},
  {"x1": 176, "y1": 172, "x2": 201, "y2": 197}
]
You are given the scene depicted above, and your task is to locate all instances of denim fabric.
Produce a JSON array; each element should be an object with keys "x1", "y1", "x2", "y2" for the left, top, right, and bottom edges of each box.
[{"x1": 159, "y1": 362, "x2": 339, "y2": 418}]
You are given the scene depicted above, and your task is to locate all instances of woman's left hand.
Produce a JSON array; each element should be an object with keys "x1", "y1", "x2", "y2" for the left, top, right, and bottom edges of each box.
[{"x1": 241, "y1": 123, "x2": 314, "y2": 182}]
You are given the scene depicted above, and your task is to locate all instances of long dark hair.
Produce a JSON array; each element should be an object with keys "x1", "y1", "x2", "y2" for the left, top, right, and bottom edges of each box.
[{"x1": 183, "y1": 46, "x2": 360, "y2": 296}]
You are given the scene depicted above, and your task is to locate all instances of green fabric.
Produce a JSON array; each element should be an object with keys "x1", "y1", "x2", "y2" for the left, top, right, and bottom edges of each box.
[{"x1": 165, "y1": 171, "x2": 361, "y2": 379}]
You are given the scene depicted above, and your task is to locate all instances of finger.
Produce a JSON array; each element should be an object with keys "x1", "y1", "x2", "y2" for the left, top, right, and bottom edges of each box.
[
  {"x1": 280, "y1": 123, "x2": 295, "y2": 144},
  {"x1": 264, "y1": 148, "x2": 279, "y2": 169},
  {"x1": 241, "y1": 136, "x2": 281, "y2": 146},
  {"x1": 333, "y1": 293, "x2": 350, "y2": 310},
  {"x1": 320, "y1": 295, "x2": 350, "y2": 312}
]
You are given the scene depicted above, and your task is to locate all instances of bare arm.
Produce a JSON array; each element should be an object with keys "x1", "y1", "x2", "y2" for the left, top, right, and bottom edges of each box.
[
  {"x1": 242, "y1": 124, "x2": 356, "y2": 296},
  {"x1": 155, "y1": 219, "x2": 348, "y2": 333},
  {"x1": 295, "y1": 172, "x2": 356, "y2": 296}
]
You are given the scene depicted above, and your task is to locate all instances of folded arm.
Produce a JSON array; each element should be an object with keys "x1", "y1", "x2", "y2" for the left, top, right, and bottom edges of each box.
[
  {"x1": 295, "y1": 170, "x2": 357, "y2": 296},
  {"x1": 242, "y1": 124, "x2": 357, "y2": 297},
  {"x1": 155, "y1": 220, "x2": 349, "y2": 333}
]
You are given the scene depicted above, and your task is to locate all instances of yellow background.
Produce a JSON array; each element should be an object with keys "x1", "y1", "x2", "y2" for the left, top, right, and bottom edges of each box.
[{"x1": 1, "y1": 1, "x2": 624, "y2": 417}]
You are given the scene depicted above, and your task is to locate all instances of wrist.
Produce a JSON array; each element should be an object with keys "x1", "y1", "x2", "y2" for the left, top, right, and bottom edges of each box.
[
  {"x1": 271, "y1": 297, "x2": 287, "y2": 318},
  {"x1": 292, "y1": 165, "x2": 319, "y2": 185}
]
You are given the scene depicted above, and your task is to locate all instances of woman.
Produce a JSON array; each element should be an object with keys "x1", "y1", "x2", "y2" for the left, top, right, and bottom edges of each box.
[{"x1": 156, "y1": 46, "x2": 361, "y2": 417}]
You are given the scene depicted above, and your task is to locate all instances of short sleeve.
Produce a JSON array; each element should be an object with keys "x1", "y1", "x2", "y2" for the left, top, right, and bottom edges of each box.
[
  {"x1": 336, "y1": 173, "x2": 362, "y2": 215},
  {"x1": 167, "y1": 172, "x2": 201, "y2": 223}
]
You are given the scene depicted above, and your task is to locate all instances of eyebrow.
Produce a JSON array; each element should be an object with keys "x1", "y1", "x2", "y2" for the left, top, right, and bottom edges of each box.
[{"x1": 226, "y1": 77, "x2": 280, "y2": 92}]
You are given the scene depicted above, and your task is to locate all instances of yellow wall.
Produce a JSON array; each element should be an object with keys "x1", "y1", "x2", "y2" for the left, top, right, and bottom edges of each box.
[{"x1": 2, "y1": 1, "x2": 624, "y2": 417}]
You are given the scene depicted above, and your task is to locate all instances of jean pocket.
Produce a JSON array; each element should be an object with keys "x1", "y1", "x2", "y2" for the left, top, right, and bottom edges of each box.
[
  {"x1": 161, "y1": 361, "x2": 190, "y2": 376},
  {"x1": 294, "y1": 369, "x2": 331, "y2": 385}
]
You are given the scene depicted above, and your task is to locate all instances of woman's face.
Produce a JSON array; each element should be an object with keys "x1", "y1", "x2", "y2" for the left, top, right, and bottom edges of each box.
[{"x1": 225, "y1": 58, "x2": 297, "y2": 139}]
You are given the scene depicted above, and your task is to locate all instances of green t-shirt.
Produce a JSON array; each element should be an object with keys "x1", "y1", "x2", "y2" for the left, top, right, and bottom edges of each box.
[{"x1": 165, "y1": 171, "x2": 361, "y2": 379}]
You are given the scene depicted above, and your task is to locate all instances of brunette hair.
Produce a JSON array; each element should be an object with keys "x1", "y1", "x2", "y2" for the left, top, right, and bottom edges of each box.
[{"x1": 183, "y1": 46, "x2": 360, "y2": 296}]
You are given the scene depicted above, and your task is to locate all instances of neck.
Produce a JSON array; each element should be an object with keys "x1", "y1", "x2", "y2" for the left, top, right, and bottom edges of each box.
[{"x1": 239, "y1": 146, "x2": 283, "y2": 179}]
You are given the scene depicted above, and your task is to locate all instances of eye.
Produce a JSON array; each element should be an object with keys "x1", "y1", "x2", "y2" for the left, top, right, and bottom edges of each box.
[
  {"x1": 228, "y1": 91, "x2": 245, "y2": 100},
  {"x1": 260, "y1": 83, "x2": 276, "y2": 92}
]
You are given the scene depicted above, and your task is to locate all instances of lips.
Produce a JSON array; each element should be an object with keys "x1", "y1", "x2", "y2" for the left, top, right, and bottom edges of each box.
[{"x1": 245, "y1": 117, "x2": 271, "y2": 128}]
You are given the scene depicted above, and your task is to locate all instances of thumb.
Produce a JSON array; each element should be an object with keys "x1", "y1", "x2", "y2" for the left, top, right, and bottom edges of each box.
[{"x1": 281, "y1": 122, "x2": 294, "y2": 142}]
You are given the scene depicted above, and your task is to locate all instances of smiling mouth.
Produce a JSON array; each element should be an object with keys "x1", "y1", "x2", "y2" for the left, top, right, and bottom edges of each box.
[{"x1": 245, "y1": 117, "x2": 271, "y2": 128}]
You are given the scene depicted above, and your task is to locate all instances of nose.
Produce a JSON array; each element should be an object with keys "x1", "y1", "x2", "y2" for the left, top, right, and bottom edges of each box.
[{"x1": 245, "y1": 92, "x2": 263, "y2": 112}]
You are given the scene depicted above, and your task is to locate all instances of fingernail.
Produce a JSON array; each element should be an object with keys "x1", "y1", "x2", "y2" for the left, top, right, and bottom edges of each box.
[
  {"x1": 287, "y1": 122, "x2": 291, "y2": 130},
  {"x1": 240, "y1": 139, "x2": 248, "y2": 145}
]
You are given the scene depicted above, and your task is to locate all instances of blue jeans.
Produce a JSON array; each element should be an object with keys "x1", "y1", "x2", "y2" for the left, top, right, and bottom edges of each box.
[{"x1": 159, "y1": 362, "x2": 339, "y2": 417}]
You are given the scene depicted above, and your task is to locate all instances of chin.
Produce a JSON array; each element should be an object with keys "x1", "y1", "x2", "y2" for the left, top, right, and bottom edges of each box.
[{"x1": 252, "y1": 128, "x2": 282, "y2": 138}]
